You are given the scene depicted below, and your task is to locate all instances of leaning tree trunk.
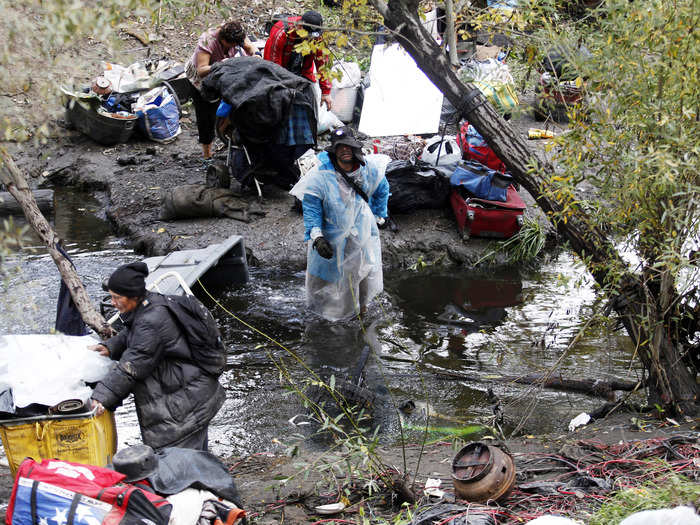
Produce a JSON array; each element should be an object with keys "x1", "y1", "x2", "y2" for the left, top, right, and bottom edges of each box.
[
  {"x1": 0, "y1": 148, "x2": 113, "y2": 339},
  {"x1": 369, "y1": 0, "x2": 698, "y2": 416}
]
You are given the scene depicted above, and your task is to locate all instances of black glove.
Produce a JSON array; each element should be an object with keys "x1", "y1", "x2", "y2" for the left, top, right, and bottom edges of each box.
[
  {"x1": 377, "y1": 216, "x2": 398, "y2": 232},
  {"x1": 313, "y1": 236, "x2": 334, "y2": 259}
]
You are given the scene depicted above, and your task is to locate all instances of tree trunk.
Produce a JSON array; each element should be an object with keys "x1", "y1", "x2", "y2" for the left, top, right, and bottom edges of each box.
[
  {"x1": 0, "y1": 148, "x2": 113, "y2": 339},
  {"x1": 369, "y1": 0, "x2": 698, "y2": 416},
  {"x1": 444, "y1": 0, "x2": 459, "y2": 67},
  {"x1": 435, "y1": 370, "x2": 639, "y2": 399},
  {"x1": 0, "y1": 189, "x2": 53, "y2": 216}
]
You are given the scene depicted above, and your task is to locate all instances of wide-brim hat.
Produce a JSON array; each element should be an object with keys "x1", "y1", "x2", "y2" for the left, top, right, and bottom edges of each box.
[
  {"x1": 113, "y1": 445, "x2": 158, "y2": 483},
  {"x1": 326, "y1": 126, "x2": 363, "y2": 151}
]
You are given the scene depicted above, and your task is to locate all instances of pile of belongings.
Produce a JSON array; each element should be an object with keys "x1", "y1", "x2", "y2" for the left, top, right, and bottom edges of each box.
[
  {"x1": 378, "y1": 117, "x2": 526, "y2": 239},
  {"x1": 6, "y1": 446, "x2": 246, "y2": 525},
  {"x1": 459, "y1": 57, "x2": 519, "y2": 117},
  {"x1": 201, "y1": 57, "x2": 318, "y2": 191},
  {"x1": 0, "y1": 334, "x2": 111, "y2": 419},
  {"x1": 534, "y1": 46, "x2": 589, "y2": 122},
  {"x1": 61, "y1": 59, "x2": 185, "y2": 145},
  {"x1": 371, "y1": 135, "x2": 426, "y2": 162}
]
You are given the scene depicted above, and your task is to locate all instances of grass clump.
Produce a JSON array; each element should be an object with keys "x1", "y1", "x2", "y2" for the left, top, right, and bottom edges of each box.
[{"x1": 588, "y1": 473, "x2": 700, "y2": 525}]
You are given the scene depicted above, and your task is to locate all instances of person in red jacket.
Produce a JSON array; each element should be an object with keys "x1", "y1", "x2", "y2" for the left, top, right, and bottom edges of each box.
[{"x1": 264, "y1": 10, "x2": 333, "y2": 111}]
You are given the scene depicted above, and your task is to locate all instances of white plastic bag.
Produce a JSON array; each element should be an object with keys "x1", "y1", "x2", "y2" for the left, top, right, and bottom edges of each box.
[
  {"x1": 0, "y1": 334, "x2": 111, "y2": 409},
  {"x1": 330, "y1": 62, "x2": 362, "y2": 122},
  {"x1": 332, "y1": 62, "x2": 362, "y2": 89},
  {"x1": 102, "y1": 61, "x2": 152, "y2": 93},
  {"x1": 525, "y1": 517, "x2": 583, "y2": 525},
  {"x1": 314, "y1": 83, "x2": 344, "y2": 134},
  {"x1": 619, "y1": 506, "x2": 700, "y2": 525},
  {"x1": 460, "y1": 58, "x2": 515, "y2": 84}
]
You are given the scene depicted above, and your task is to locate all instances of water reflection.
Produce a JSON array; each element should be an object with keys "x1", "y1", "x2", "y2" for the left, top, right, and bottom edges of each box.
[{"x1": 8, "y1": 187, "x2": 117, "y2": 254}]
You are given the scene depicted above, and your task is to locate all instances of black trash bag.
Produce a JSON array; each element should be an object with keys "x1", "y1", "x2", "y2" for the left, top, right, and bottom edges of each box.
[
  {"x1": 386, "y1": 160, "x2": 452, "y2": 214},
  {"x1": 412, "y1": 504, "x2": 495, "y2": 525}
]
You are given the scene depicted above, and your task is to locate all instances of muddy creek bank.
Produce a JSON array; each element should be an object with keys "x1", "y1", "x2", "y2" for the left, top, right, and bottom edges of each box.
[{"x1": 8, "y1": 104, "x2": 553, "y2": 271}]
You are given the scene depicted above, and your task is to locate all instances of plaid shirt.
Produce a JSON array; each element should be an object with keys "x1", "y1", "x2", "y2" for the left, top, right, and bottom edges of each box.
[{"x1": 278, "y1": 103, "x2": 314, "y2": 146}]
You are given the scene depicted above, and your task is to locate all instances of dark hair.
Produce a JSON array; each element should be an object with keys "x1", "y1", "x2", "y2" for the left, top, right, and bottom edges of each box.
[{"x1": 219, "y1": 21, "x2": 245, "y2": 46}]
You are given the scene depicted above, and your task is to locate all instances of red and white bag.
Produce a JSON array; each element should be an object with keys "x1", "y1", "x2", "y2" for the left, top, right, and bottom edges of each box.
[{"x1": 6, "y1": 459, "x2": 171, "y2": 525}]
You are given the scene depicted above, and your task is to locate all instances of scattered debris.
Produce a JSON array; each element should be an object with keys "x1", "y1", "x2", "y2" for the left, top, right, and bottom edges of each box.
[{"x1": 568, "y1": 412, "x2": 591, "y2": 432}]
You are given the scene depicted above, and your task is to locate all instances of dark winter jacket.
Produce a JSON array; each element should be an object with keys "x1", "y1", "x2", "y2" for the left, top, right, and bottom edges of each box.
[
  {"x1": 201, "y1": 57, "x2": 317, "y2": 145},
  {"x1": 91, "y1": 292, "x2": 225, "y2": 450}
]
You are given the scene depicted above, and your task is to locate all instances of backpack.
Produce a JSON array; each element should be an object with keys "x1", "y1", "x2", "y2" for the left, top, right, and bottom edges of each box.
[
  {"x1": 151, "y1": 293, "x2": 227, "y2": 377},
  {"x1": 264, "y1": 13, "x2": 294, "y2": 35}
]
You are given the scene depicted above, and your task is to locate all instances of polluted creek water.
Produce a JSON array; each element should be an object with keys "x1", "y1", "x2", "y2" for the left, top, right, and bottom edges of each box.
[{"x1": 1, "y1": 190, "x2": 639, "y2": 458}]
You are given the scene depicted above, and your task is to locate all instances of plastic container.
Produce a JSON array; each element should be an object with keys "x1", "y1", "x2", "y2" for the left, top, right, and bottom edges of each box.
[
  {"x1": 528, "y1": 128, "x2": 554, "y2": 139},
  {"x1": 65, "y1": 97, "x2": 138, "y2": 145},
  {"x1": 0, "y1": 409, "x2": 117, "y2": 477}
]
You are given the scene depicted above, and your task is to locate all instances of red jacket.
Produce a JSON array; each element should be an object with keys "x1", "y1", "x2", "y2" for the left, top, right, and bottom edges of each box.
[{"x1": 264, "y1": 16, "x2": 332, "y2": 95}]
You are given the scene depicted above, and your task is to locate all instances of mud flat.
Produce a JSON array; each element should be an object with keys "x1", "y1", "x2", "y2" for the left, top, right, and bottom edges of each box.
[{"x1": 7, "y1": 109, "x2": 553, "y2": 272}]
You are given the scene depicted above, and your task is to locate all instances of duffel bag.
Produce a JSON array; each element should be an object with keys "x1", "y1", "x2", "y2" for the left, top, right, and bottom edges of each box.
[
  {"x1": 385, "y1": 159, "x2": 452, "y2": 214},
  {"x1": 450, "y1": 161, "x2": 514, "y2": 202},
  {"x1": 6, "y1": 458, "x2": 171, "y2": 525}
]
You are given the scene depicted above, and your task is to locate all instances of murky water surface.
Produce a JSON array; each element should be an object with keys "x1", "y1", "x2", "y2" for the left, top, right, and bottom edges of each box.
[{"x1": 1, "y1": 190, "x2": 639, "y2": 458}]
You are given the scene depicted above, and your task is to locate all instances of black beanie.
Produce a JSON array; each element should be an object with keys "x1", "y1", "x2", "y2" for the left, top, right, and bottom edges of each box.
[{"x1": 108, "y1": 261, "x2": 149, "y2": 297}]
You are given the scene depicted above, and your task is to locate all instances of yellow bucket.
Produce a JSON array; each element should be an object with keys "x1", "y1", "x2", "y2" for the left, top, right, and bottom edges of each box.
[{"x1": 0, "y1": 409, "x2": 117, "y2": 477}]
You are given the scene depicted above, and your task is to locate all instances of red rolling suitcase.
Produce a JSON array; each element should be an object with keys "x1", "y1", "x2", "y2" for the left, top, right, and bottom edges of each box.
[{"x1": 450, "y1": 184, "x2": 526, "y2": 240}]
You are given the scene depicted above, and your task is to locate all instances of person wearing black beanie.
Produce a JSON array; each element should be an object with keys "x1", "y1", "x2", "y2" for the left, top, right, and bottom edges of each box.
[
  {"x1": 107, "y1": 261, "x2": 148, "y2": 299},
  {"x1": 89, "y1": 261, "x2": 225, "y2": 451}
]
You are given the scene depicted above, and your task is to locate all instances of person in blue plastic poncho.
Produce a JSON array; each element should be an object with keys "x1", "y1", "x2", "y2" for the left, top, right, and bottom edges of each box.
[{"x1": 290, "y1": 127, "x2": 391, "y2": 321}]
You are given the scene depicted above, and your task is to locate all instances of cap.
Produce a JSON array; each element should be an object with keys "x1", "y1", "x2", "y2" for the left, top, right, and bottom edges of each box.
[
  {"x1": 301, "y1": 10, "x2": 323, "y2": 39},
  {"x1": 113, "y1": 445, "x2": 158, "y2": 483}
]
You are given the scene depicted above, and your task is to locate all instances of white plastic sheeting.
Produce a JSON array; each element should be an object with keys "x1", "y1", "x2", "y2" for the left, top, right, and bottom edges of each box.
[
  {"x1": 619, "y1": 506, "x2": 700, "y2": 525},
  {"x1": 0, "y1": 334, "x2": 111, "y2": 410},
  {"x1": 524, "y1": 517, "x2": 583, "y2": 525},
  {"x1": 358, "y1": 43, "x2": 443, "y2": 137}
]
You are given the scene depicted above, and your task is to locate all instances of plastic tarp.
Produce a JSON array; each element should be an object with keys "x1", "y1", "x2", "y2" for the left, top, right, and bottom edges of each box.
[
  {"x1": 149, "y1": 447, "x2": 242, "y2": 507},
  {"x1": 359, "y1": 44, "x2": 443, "y2": 137},
  {"x1": 0, "y1": 334, "x2": 111, "y2": 410}
]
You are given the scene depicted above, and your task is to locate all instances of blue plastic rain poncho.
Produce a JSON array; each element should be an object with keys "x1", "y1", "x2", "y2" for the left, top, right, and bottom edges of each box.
[{"x1": 290, "y1": 151, "x2": 391, "y2": 321}]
